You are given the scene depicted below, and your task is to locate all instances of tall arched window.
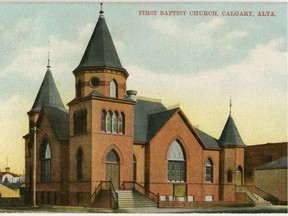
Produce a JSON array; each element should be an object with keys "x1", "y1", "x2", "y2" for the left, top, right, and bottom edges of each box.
[
  {"x1": 41, "y1": 138, "x2": 51, "y2": 182},
  {"x1": 112, "y1": 112, "x2": 118, "y2": 133},
  {"x1": 74, "y1": 109, "x2": 87, "y2": 135},
  {"x1": 120, "y1": 112, "x2": 125, "y2": 134},
  {"x1": 106, "y1": 111, "x2": 112, "y2": 133},
  {"x1": 76, "y1": 80, "x2": 82, "y2": 98},
  {"x1": 101, "y1": 110, "x2": 106, "y2": 132},
  {"x1": 167, "y1": 140, "x2": 186, "y2": 182},
  {"x1": 110, "y1": 80, "x2": 117, "y2": 98},
  {"x1": 227, "y1": 169, "x2": 233, "y2": 183},
  {"x1": 77, "y1": 148, "x2": 83, "y2": 180},
  {"x1": 205, "y1": 158, "x2": 213, "y2": 183}
]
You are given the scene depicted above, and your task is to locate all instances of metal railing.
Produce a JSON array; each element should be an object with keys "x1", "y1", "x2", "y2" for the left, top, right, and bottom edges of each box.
[
  {"x1": 91, "y1": 180, "x2": 118, "y2": 209},
  {"x1": 121, "y1": 181, "x2": 159, "y2": 206},
  {"x1": 246, "y1": 185, "x2": 279, "y2": 204}
]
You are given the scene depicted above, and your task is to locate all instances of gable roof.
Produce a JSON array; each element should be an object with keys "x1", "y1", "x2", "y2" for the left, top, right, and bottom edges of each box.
[
  {"x1": 194, "y1": 128, "x2": 220, "y2": 149},
  {"x1": 73, "y1": 11, "x2": 127, "y2": 75},
  {"x1": 255, "y1": 156, "x2": 288, "y2": 170},
  {"x1": 134, "y1": 99, "x2": 167, "y2": 142},
  {"x1": 147, "y1": 108, "x2": 179, "y2": 141},
  {"x1": 218, "y1": 115, "x2": 245, "y2": 148},
  {"x1": 38, "y1": 107, "x2": 69, "y2": 141},
  {"x1": 29, "y1": 68, "x2": 65, "y2": 114}
]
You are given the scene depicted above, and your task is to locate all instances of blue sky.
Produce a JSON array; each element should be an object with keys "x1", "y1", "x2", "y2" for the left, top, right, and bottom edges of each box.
[{"x1": 0, "y1": 2, "x2": 287, "y2": 173}]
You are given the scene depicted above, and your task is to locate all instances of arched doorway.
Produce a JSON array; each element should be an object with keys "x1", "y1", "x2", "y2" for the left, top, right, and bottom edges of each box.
[
  {"x1": 236, "y1": 166, "x2": 243, "y2": 186},
  {"x1": 106, "y1": 150, "x2": 120, "y2": 189}
]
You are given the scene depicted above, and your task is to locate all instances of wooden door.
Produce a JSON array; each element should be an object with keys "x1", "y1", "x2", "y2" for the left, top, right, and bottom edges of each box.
[{"x1": 106, "y1": 163, "x2": 120, "y2": 189}]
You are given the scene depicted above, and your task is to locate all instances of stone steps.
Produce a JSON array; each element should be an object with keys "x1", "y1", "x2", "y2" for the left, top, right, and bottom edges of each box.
[{"x1": 117, "y1": 190, "x2": 157, "y2": 209}]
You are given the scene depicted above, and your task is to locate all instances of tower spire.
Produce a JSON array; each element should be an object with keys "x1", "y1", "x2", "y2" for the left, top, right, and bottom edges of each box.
[
  {"x1": 47, "y1": 52, "x2": 51, "y2": 70},
  {"x1": 229, "y1": 96, "x2": 232, "y2": 116},
  {"x1": 99, "y1": 3, "x2": 104, "y2": 18}
]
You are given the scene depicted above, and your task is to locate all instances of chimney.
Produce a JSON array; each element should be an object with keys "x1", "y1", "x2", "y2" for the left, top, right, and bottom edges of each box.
[
  {"x1": 5, "y1": 167, "x2": 10, "y2": 173},
  {"x1": 126, "y1": 90, "x2": 137, "y2": 101}
]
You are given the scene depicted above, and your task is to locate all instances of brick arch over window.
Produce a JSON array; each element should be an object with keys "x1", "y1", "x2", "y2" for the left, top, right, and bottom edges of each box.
[
  {"x1": 41, "y1": 137, "x2": 51, "y2": 182},
  {"x1": 167, "y1": 140, "x2": 186, "y2": 182},
  {"x1": 101, "y1": 145, "x2": 124, "y2": 164}
]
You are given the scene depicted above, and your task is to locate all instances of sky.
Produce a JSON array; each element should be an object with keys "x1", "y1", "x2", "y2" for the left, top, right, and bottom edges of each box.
[{"x1": 0, "y1": 2, "x2": 287, "y2": 173}]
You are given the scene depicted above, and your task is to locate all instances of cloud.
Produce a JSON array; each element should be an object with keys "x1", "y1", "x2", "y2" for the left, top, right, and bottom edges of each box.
[
  {"x1": 151, "y1": 17, "x2": 248, "y2": 50},
  {"x1": 0, "y1": 17, "x2": 33, "y2": 51},
  {"x1": 127, "y1": 38, "x2": 287, "y2": 144}
]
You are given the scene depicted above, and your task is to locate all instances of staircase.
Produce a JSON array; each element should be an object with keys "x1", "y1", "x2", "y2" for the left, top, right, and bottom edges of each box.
[
  {"x1": 117, "y1": 190, "x2": 157, "y2": 209},
  {"x1": 253, "y1": 193, "x2": 273, "y2": 206},
  {"x1": 236, "y1": 186, "x2": 272, "y2": 206}
]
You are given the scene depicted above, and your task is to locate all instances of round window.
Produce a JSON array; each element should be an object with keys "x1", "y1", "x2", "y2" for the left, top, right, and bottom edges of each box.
[{"x1": 90, "y1": 77, "x2": 100, "y2": 87}]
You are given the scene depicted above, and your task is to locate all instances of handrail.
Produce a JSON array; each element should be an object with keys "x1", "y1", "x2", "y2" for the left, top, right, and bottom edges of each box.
[
  {"x1": 92, "y1": 180, "x2": 118, "y2": 209},
  {"x1": 246, "y1": 185, "x2": 279, "y2": 204},
  {"x1": 91, "y1": 180, "x2": 102, "y2": 204},
  {"x1": 122, "y1": 181, "x2": 159, "y2": 205}
]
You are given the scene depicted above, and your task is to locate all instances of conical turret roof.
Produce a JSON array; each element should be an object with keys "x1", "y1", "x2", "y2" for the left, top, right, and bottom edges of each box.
[
  {"x1": 29, "y1": 66, "x2": 65, "y2": 114},
  {"x1": 73, "y1": 10, "x2": 127, "y2": 75},
  {"x1": 218, "y1": 115, "x2": 245, "y2": 147}
]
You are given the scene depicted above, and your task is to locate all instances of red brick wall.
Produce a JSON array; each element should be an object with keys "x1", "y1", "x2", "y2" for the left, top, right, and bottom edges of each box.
[{"x1": 147, "y1": 110, "x2": 220, "y2": 201}]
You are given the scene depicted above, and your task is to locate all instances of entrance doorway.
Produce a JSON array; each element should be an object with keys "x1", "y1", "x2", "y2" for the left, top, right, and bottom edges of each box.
[
  {"x1": 106, "y1": 150, "x2": 120, "y2": 189},
  {"x1": 236, "y1": 166, "x2": 243, "y2": 186}
]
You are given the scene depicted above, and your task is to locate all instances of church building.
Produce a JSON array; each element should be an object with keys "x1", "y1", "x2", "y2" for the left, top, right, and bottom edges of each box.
[{"x1": 24, "y1": 8, "x2": 247, "y2": 208}]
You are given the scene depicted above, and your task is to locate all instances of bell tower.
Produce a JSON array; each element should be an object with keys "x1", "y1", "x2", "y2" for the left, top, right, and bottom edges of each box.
[
  {"x1": 218, "y1": 99, "x2": 246, "y2": 201},
  {"x1": 68, "y1": 5, "x2": 135, "y2": 204}
]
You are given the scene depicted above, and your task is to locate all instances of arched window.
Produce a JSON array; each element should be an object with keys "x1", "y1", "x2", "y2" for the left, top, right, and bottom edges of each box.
[
  {"x1": 41, "y1": 138, "x2": 51, "y2": 182},
  {"x1": 74, "y1": 109, "x2": 87, "y2": 135},
  {"x1": 112, "y1": 112, "x2": 118, "y2": 133},
  {"x1": 167, "y1": 140, "x2": 186, "y2": 182},
  {"x1": 77, "y1": 148, "x2": 83, "y2": 180},
  {"x1": 120, "y1": 112, "x2": 125, "y2": 134},
  {"x1": 227, "y1": 169, "x2": 233, "y2": 183},
  {"x1": 205, "y1": 158, "x2": 213, "y2": 183},
  {"x1": 76, "y1": 80, "x2": 82, "y2": 98},
  {"x1": 106, "y1": 150, "x2": 119, "y2": 163},
  {"x1": 106, "y1": 111, "x2": 112, "y2": 133},
  {"x1": 101, "y1": 110, "x2": 106, "y2": 132},
  {"x1": 110, "y1": 80, "x2": 117, "y2": 98}
]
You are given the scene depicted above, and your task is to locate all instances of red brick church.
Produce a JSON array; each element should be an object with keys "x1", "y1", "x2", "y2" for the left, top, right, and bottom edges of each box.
[{"x1": 24, "y1": 8, "x2": 248, "y2": 208}]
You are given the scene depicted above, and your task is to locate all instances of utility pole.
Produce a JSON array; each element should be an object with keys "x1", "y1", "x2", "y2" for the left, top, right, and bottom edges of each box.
[{"x1": 33, "y1": 125, "x2": 37, "y2": 207}]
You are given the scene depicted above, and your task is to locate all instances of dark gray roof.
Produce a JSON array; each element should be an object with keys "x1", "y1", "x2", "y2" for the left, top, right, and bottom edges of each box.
[
  {"x1": 218, "y1": 115, "x2": 245, "y2": 147},
  {"x1": 74, "y1": 12, "x2": 127, "y2": 74},
  {"x1": 134, "y1": 99, "x2": 167, "y2": 142},
  {"x1": 147, "y1": 108, "x2": 178, "y2": 141},
  {"x1": 1, "y1": 182, "x2": 24, "y2": 190},
  {"x1": 195, "y1": 128, "x2": 220, "y2": 149},
  {"x1": 255, "y1": 157, "x2": 288, "y2": 170},
  {"x1": 29, "y1": 69, "x2": 65, "y2": 114},
  {"x1": 43, "y1": 107, "x2": 69, "y2": 141}
]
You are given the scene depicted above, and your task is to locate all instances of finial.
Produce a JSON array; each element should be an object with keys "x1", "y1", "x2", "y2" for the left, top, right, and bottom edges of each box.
[
  {"x1": 99, "y1": 3, "x2": 104, "y2": 17},
  {"x1": 47, "y1": 52, "x2": 51, "y2": 69},
  {"x1": 229, "y1": 96, "x2": 232, "y2": 115}
]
